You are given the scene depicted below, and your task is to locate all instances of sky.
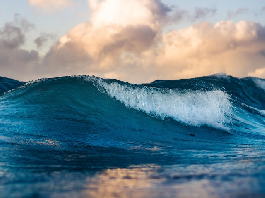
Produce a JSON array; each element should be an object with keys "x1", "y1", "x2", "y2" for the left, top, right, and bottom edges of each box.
[{"x1": 0, "y1": 0, "x2": 265, "y2": 83}]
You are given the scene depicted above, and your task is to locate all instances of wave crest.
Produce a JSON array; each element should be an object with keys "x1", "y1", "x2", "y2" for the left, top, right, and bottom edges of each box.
[{"x1": 88, "y1": 77, "x2": 233, "y2": 129}]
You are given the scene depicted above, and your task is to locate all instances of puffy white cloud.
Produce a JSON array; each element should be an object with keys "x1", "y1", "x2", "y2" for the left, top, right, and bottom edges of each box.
[
  {"x1": 42, "y1": 0, "x2": 265, "y2": 83},
  {"x1": 2, "y1": 1, "x2": 265, "y2": 82},
  {"x1": 152, "y1": 21, "x2": 265, "y2": 81},
  {"x1": 41, "y1": 0, "x2": 170, "y2": 79},
  {"x1": 28, "y1": 0, "x2": 73, "y2": 12}
]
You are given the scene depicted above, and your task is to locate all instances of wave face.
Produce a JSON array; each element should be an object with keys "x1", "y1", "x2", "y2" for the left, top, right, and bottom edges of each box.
[
  {"x1": 1, "y1": 74, "x2": 265, "y2": 151},
  {"x1": 1, "y1": 74, "x2": 265, "y2": 197}
]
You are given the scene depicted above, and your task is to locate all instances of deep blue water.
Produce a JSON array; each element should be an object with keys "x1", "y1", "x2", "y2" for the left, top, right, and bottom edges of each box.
[{"x1": 0, "y1": 74, "x2": 265, "y2": 197}]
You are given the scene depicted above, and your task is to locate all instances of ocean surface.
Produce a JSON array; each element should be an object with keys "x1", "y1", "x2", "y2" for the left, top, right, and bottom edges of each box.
[{"x1": 0, "y1": 74, "x2": 265, "y2": 197}]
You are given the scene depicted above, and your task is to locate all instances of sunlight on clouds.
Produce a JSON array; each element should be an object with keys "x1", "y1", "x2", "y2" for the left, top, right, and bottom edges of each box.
[
  {"x1": 88, "y1": 0, "x2": 98, "y2": 10},
  {"x1": 155, "y1": 21, "x2": 265, "y2": 81},
  {"x1": 49, "y1": 0, "x2": 265, "y2": 83},
  {"x1": 28, "y1": 0, "x2": 73, "y2": 11},
  {"x1": 2, "y1": 0, "x2": 265, "y2": 82},
  {"x1": 249, "y1": 68, "x2": 265, "y2": 78},
  {"x1": 235, "y1": 21, "x2": 258, "y2": 41},
  {"x1": 43, "y1": 0, "x2": 168, "y2": 80},
  {"x1": 88, "y1": 0, "x2": 161, "y2": 29}
]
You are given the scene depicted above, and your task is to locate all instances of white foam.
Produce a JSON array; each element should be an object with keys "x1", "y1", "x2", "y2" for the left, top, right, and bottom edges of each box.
[
  {"x1": 253, "y1": 78, "x2": 265, "y2": 90},
  {"x1": 210, "y1": 73, "x2": 230, "y2": 79},
  {"x1": 88, "y1": 77, "x2": 232, "y2": 129}
]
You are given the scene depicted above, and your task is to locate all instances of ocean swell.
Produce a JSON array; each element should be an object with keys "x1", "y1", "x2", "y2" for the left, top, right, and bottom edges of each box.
[{"x1": 89, "y1": 77, "x2": 233, "y2": 129}]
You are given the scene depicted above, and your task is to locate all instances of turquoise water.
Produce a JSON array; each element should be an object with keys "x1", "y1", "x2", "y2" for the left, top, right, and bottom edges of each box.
[{"x1": 0, "y1": 75, "x2": 265, "y2": 197}]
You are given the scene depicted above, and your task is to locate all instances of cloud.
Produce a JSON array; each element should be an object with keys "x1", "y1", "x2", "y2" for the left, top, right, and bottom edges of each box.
[
  {"x1": 44, "y1": 13, "x2": 265, "y2": 83},
  {"x1": 153, "y1": 21, "x2": 265, "y2": 81},
  {"x1": 87, "y1": 0, "x2": 170, "y2": 28},
  {"x1": 254, "y1": 6, "x2": 265, "y2": 16},
  {"x1": 40, "y1": 0, "x2": 265, "y2": 83},
  {"x1": 2, "y1": 1, "x2": 265, "y2": 83},
  {"x1": 191, "y1": 7, "x2": 216, "y2": 21},
  {"x1": 34, "y1": 32, "x2": 56, "y2": 49},
  {"x1": 227, "y1": 8, "x2": 249, "y2": 18},
  {"x1": 28, "y1": 0, "x2": 73, "y2": 12},
  {"x1": 260, "y1": 7, "x2": 265, "y2": 15},
  {"x1": 0, "y1": 14, "x2": 40, "y2": 80},
  {"x1": 0, "y1": 14, "x2": 35, "y2": 53},
  {"x1": 165, "y1": 6, "x2": 217, "y2": 24},
  {"x1": 40, "y1": 0, "x2": 170, "y2": 78},
  {"x1": 170, "y1": 8, "x2": 188, "y2": 23}
]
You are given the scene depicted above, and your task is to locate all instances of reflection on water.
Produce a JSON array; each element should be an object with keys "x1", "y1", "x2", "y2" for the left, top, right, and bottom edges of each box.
[
  {"x1": 87, "y1": 165, "x2": 163, "y2": 198},
  {"x1": 1, "y1": 160, "x2": 265, "y2": 197},
  {"x1": 84, "y1": 162, "x2": 265, "y2": 198}
]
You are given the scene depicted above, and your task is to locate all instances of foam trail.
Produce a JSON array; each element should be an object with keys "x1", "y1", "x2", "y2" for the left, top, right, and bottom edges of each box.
[{"x1": 89, "y1": 77, "x2": 233, "y2": 129}]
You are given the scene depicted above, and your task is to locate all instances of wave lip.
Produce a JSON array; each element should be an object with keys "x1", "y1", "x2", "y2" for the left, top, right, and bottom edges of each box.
[{"x1": 89, "y1": 77, "x2": 233, "y2": 129}]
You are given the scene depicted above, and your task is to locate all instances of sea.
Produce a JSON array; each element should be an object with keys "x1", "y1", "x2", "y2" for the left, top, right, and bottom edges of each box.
[{"x1": 0, "y1": 74, "x2": 265, "y2": 197}]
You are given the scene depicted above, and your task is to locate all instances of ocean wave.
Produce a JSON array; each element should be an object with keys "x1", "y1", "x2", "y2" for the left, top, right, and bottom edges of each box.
[
  {"x1": 90, "y1": 77, "x2": 232, "y2": 129},
  {"x1": 0, "y1": 74, "x2": 265, "y2": 151}
]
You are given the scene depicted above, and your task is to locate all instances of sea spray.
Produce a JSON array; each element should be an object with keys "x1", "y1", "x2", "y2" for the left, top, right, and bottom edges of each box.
[{"x1": 87, "y1": 76, "x2": 233, "y2": 129}]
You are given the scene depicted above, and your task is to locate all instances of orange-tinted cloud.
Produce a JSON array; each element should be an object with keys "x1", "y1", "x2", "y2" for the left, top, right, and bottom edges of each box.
[
  {"x1": 153, "y1": 21, "x2": 265, "y2": 81},
  {"x1": 28, "y1": 0, "x2": 73, "y2": 12},
  {"x1": 42, "y1": 0, "x2": 170, "y2": 79},
  {"x1": 42, "y1": 0, "x2": 265, "y2": 83},
  {"x1": 2, "y1": 1, "x2": 265, "y2": 83}
]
